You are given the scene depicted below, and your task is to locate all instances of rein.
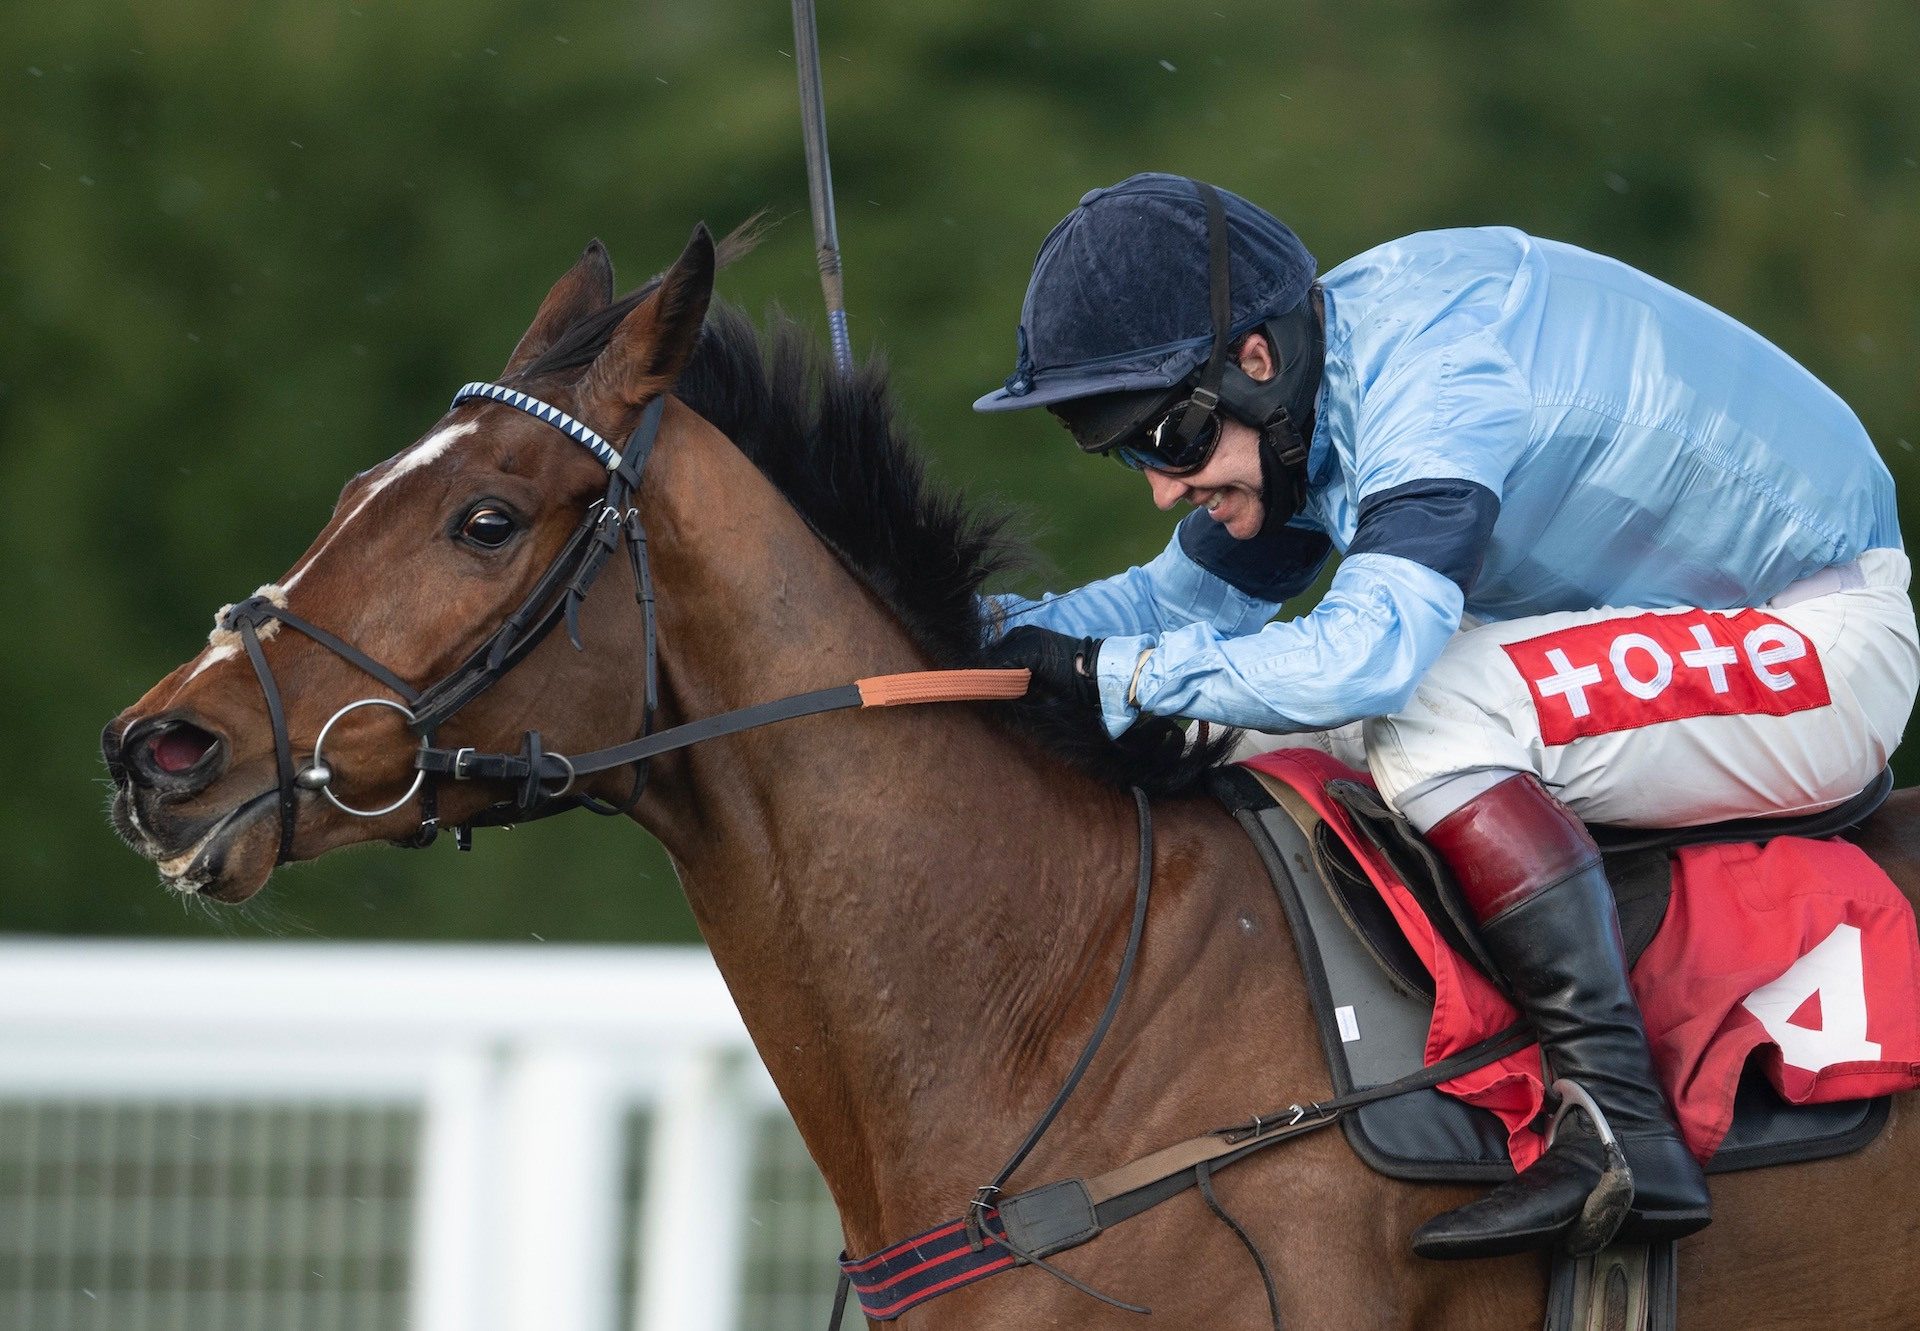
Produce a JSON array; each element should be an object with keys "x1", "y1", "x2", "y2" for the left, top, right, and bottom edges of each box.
[{"x1": 216, "y1": 384, "x2": 1029, "y2": 861}]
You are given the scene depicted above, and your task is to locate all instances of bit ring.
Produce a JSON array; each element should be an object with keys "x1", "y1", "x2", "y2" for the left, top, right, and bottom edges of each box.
[{"x1": 302, "y1": 698, "x2": 427, "y2": 818}]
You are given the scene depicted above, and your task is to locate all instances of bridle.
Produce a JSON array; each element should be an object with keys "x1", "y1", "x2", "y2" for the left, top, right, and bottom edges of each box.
[
  {"x1": 216, "y1": 383, "x2": 668, "y2": 859},
  {"x1": 217, "y1": 380, "x2": 1025, "y2": 862}
]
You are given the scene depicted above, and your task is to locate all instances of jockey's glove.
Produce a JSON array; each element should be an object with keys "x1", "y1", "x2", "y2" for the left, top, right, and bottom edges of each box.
[{"x1": 987, "y1": 626, "x2": 1104, "y2": 718}]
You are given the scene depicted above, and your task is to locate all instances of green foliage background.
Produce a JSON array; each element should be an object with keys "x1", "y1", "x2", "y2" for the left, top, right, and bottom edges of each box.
[{"x1": 6, "y1": 1, "x2": 1918, "y2": 943}]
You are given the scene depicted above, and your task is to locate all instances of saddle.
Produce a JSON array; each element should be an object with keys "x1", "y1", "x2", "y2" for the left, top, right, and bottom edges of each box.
[{"x1": 1214, "y1": 757, "x2": 1895, "y2": 1184}]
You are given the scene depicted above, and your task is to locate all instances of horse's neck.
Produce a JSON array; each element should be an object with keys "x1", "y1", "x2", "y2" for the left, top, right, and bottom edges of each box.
[{"x1": 630, "y1": 412, "x2": 1136, "y2": 1241}]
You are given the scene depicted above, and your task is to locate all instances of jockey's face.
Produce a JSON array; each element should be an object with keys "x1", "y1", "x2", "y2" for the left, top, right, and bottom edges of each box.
[{"x1": 1141, "y1": 333, "x2": 1276, "y2": 540}]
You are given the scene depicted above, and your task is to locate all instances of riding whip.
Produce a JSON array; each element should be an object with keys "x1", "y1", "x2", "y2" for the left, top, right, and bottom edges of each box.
[{"x1": 790, "y1": 0, "x2": 853, "y2": 376}]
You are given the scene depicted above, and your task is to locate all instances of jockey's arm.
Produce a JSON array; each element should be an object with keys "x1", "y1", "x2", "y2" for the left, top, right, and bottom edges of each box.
[
  {"x1": 987, "y1": 515, "x2": 1332, "y2": 642},
  {"x1": 1095, "y1": 548, "x2": 1465, "y2": 737},
  {"x1": 999, "y1": 325, "x2": 1530, "y2": 737}
]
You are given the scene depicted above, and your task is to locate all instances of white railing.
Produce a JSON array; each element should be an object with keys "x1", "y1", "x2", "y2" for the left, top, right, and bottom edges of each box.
[{"x1": 0, "y1": 937, "x2": 825, "y2": 1331}]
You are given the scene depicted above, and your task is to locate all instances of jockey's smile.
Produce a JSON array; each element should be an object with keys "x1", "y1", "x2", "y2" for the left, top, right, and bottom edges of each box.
[{"x1": 1141, "y1": 335, "x2": 1276, "y2": 541}]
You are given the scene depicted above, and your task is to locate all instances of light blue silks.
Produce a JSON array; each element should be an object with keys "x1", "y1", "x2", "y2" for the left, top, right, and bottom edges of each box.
[{"x1": 995, "y1": 226, "x2": 1899, "y2": 737}]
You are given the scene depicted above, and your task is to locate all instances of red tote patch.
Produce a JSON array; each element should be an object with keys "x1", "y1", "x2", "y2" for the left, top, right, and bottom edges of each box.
[{"x1": 1501, "y1": 609, "x2": 1831, "y2": 746}]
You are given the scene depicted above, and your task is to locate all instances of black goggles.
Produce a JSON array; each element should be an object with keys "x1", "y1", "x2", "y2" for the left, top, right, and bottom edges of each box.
[
  {"x1": 1109, "y1": 393, "x2": 1227, "y2": 475},
  {"x1": 1050, "y1": 383, "x2": 1227, "y2": 477}
]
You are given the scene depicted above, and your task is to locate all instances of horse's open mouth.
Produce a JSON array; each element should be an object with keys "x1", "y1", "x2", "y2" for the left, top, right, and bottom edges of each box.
[{"x1": 151, "y1": 789, "x2": 280, "y2": 902}]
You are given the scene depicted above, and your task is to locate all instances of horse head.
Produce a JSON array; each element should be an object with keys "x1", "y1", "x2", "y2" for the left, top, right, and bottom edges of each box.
[{"x1": 104, "y1": 227, "x2": 719, "y2": 902}]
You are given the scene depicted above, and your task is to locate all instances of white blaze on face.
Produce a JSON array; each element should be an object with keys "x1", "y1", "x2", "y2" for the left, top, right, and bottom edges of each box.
[
  {"x1": 181, "y1": 420, "x2": 480, "y2": 683},
  {"x1": 284, "y1": 420, "x2": 480, "y2": 592}
]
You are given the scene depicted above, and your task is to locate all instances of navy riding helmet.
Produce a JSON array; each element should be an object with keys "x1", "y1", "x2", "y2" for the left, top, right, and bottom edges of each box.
[
  {"x1": 975, "y1": 174, "x2": 1323, "y2": 527},
  {"x1": 973, "y1": 173, "x2": 1316, "y2": 416}
]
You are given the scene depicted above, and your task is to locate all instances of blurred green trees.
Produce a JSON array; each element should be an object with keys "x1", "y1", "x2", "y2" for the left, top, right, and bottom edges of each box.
[{"x1": 7, "y1": 0, "x2": 1917, "y2": 941}]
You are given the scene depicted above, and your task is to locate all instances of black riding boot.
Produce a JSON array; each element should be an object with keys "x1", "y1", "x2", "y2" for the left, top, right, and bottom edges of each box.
[{"x1": 1408, "y1": 774, "x2": 1712, "y2": 1261}]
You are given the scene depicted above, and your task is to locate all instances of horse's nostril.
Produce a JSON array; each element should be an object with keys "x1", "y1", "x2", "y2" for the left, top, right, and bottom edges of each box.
[{"x1": 149, "y1": 721, "x2": 219, "y2": 775}]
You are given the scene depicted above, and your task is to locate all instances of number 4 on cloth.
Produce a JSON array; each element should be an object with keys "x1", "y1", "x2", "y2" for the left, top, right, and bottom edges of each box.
[{"x1": 1740, "y1": 924, "x2": 1883, "y2": 1072}]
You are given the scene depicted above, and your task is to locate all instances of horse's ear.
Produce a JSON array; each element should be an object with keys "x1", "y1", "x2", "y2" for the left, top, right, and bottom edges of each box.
[
  {"x1": 502, "y1": 240, "x2": 616, "y2": 376},
  {"x1": 585, "y1": 224, "x2": 716, "y2": 408}
]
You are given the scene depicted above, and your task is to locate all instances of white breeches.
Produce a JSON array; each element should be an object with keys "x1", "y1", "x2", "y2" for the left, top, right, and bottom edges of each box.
[{"x1": 1236, "y1": 550, "x2": 1920, "y2": 829}]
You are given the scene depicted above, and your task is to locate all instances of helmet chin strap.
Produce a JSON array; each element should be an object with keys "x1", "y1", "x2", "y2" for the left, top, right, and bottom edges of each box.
[{"x1": 1255, "y1": 432, "x2": 1307, "y2": 533}]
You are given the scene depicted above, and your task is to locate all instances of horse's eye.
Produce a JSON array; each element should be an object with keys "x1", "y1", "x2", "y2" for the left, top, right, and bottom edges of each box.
[{"x1": 460, "y1": 507, "x2": 517, "y2": 548}]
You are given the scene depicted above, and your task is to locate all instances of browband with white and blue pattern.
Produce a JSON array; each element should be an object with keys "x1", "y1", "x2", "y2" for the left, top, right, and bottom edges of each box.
[{"x1": 451, "y1": 382, "x2": 622, "y2": 471}]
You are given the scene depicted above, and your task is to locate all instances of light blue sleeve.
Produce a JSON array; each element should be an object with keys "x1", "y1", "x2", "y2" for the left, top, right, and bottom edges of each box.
[
  {"x1": 987, "y1": 532, "x2": 1284, "y2": 641},
  {"x1": 1094, "y1": 553, "x2": 1464, "y2": 736}
]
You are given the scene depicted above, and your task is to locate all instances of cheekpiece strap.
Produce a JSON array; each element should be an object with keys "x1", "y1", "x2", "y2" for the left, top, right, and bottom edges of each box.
[
  {"x1": 451, "y1": 382, "x2": 623, "y2": 472},
  {"x1": 1172, "y1": 181, "x2": 1232, "y2": 448}
]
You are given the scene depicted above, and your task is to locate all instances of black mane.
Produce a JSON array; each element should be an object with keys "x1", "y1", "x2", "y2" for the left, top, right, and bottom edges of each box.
[{"x1": 524, "y1": 290, "x2": 1234, "y2": 798}]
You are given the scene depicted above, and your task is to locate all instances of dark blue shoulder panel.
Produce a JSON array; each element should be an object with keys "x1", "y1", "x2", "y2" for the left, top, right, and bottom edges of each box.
[
  {"x1": 1348, "y1": 478, "x2": 1500, "y2": 592},
  {"x1": 1177, "y1": 509, "x2": 1334, "y2": 602}
]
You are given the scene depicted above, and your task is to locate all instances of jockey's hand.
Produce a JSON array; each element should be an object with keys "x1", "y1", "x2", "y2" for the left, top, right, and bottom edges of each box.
[{"x1": 987, "y1": 626, "x2": 1104, "y2": 716}]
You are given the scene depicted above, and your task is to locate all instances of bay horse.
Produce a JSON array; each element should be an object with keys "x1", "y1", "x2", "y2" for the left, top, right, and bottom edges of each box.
[{"x1": 104, "y1": 226, "x2": 1920, "y2": 1328}]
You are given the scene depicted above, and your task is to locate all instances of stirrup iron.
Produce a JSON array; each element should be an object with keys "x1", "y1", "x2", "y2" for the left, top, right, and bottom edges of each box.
[{"x1": 1549, "y1": 1078, "x2": 1635, "y2": 1257}]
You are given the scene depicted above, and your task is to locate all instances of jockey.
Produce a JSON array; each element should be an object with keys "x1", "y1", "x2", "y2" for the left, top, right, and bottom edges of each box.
[{"x1": 977, "y1": 173, "x2": 1919, "y2": 1260}]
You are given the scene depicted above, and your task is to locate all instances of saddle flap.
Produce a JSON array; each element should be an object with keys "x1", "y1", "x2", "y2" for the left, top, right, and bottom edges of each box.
[
  {"x1": 1323, "y1": 779, "x2": 1504, "y2": 981},
  {"x1": 1309, "y1": 820, "x2": 1434, "y2": 1000},
  {"x1": 1324, "y1": 777, "x2": 1673, "y2": 975}
]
